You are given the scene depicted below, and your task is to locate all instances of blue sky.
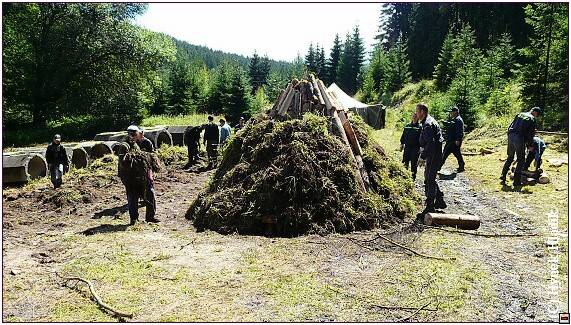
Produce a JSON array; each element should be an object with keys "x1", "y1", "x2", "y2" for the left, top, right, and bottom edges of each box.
[{"x1": 135, "y1": 3, "x2": 382, "y2": 62}]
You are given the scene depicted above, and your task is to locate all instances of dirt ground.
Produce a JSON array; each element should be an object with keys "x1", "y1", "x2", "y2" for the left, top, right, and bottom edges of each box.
[{"x1": 2, "y1": 146, "x2": 569, "y2": 322}]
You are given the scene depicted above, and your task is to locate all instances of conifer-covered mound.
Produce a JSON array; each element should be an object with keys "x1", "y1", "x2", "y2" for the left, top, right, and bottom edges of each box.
[{"x1": 185, "y1": 114, "x2": 419, "y2": 237}]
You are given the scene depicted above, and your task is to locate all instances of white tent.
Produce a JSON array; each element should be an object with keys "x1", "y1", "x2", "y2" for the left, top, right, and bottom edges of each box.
[{"x1": 327, "y1": 83, "x2": 385, "y2": 129}]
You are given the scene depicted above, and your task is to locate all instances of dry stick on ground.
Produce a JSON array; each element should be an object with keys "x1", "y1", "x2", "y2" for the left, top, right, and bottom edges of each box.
[
  {"x1": 371, "y1": 304, "x2": 437, "y2": 312},
  {"x1": 421, "y1": 224, "x2": 539, "y2": 237},
  {"x1": 55, "y1": 272, "x2": 133, "y2": 319},
  {"x1": 396, "y1": 301, "x2": 434, "y2": 322},
  {"x1": 374, "y1": 234, "x2": 456, "y2": 261}
]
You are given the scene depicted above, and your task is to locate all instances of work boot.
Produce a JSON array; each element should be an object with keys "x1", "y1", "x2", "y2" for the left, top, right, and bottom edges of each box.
[
  {"x1": 146, "y1": 217, "x2": 160, "y2": 223},
  {"x1": 129, "y1": 218, "x2": 138, "y2": 226},
  {"x1": 499, "y1": 175, "x2": 507, "y2": 185},
  {"x1": 457, "y1": 166, "x2": 465, "y2": 173},
  {"x1": 435, "y1": 196, "x2": 447, "y2": 209}
]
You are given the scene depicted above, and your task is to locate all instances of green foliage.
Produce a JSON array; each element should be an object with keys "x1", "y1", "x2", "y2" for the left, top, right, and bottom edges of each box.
[
  {"x1": 156, "y1": 144, "x2": 187, "y2": 166},
  {"x1": 520, "y1": 3, "x2": 569, "y2": 130},
  {"x1": 207, "y1": 61, "x2": 253, "y2": 123},
  {"x1": 325, "y1": 34, "x2": 343, "y2": 85},
  {"x1": 250, "y1": 87, "x2": 270, "y2": 115},
  {"x1": 433, "y1": 32, "x2": 455, "y2": 90},
  {"x1": 248, "y1": 52, "x2": 271, "y2": 93},
  {"x1": 2, "y1": 3, "x2": 176, "y2": 129},
  {"x1": 337, "y1": 26, "x2": 366, "y2": 95}
]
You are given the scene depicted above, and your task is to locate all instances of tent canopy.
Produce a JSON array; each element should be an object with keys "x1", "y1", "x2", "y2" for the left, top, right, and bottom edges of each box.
[
  {"x1": 326, "y1": 83, "x2": 386, "y2": 129},
  {"x1": 327, "y1": 83, "x2": 370, "y2": 109}
]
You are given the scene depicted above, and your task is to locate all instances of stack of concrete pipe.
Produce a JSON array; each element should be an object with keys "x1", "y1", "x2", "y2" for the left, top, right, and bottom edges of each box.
[
  {"x1": 94, "y1": 127, "x2": 173, "y2": 149},
  {"x1": 3, "y1": 126, "x2": 175, "y2": 184}
]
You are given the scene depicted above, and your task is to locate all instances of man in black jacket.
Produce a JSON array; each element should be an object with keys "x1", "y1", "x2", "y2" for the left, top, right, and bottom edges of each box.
[
  {"x1": 500, "y1": 107, "x2": 541, "y2": 186},
  {"x1": 400, "y1": 112, "x2": 421, "y2": 180},
  {"x1": 45, "y1": 134, "x2": 69, "y2": 189},
  {"x1": 203, "y1": 115, "x2": 220, "y2": 169},
  {"x1": 183, "y1": 125, "x2": 203, "y2": 168},
  {"x1": 416, "y1": 104, "x2": 446, "y2": 218},
  {"x1": 441, "y1": 106, "x2": 465, "y2": 172}
]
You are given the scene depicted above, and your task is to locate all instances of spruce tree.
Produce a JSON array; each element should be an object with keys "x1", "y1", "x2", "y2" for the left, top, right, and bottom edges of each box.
[
  {"x1": 386, "y1": 33, "x2": 412, "y2": 93},
  {"x1": 337, "y1": 26, "x2": 366, "y2": 95},
  {"x1": 248, "y1": 52, "x2": 261, "y2": 92},
  {"x1": 433, "y1": 32, "x2": 455, "y2": 90},
  {"x1": 315, "y1": 44, "x2": 326, "y2": 80},
  {"x1": 305, "y1": 43, "x2": 317, "y2": 73},
  {"x1": 325, "y1": 34, "x2": 343, "y2": 85}
]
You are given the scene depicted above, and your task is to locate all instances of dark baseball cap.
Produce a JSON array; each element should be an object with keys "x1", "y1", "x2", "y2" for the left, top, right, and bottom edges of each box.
[
  {"x1": 531, "y1": 107, "x2": 542, "y2": 115},
  {"x1": 449, "y1": 106, "x2": 459, "y2": 113}
]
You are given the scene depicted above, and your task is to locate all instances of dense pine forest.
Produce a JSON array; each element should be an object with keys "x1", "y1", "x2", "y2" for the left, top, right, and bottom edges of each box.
[
  {"x1": 2, "y1": 3, "x2": 568, "y2": 146},
  {"x1": 302, "y1": 3, "x2": 568, "y2": 131}
]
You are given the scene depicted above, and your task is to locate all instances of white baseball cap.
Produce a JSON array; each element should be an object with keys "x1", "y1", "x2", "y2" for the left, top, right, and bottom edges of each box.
[{"x1": 126, "y1": 125, "x2": 141, "y2": 133}]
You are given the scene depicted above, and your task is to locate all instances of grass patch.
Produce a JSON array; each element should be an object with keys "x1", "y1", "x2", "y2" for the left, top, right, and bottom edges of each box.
[{"x1": 141, "y1": 113, "x2": 226, "y2": 127}]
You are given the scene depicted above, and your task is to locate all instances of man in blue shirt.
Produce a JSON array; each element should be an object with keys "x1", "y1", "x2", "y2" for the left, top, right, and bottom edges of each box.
[
  {"x1": 219, "y1": 118, "x2": 232, "y2": 144},
  {"x1": 524, "y1": 136, "x2": 547, "y2": 171}
]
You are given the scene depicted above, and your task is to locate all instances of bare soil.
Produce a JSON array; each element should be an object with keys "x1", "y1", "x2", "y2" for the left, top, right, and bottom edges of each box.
[{"x1": 2, "y1": 157, "x2": 567, "y2": 322}]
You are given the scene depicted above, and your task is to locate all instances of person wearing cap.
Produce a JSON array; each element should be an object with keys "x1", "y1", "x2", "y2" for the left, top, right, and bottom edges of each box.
[
  {"x1": 524, "y1": 136, "x2": 547, "y2": 172},
  {"x1": 234, "y1": 117, "x2": 246, "y2": 131},
  {"x1": 500, "y1": 107, "x2": 541, "y2": 186},
  {"x1": 203, "y1": 115, "x2": 220, "y2": 168},
  {"x1": 416, "y1": 104, "x2": 447, "y2": 219},
  {"x1": 127, "y1": 125, "x2": 154, "y2": 153},
  {"x1": 45, "y1": 134, "x2": 70, "y2": 189},
  {"x1": 399, "y1": 112, "x2": 421, "y2": 180},
  {"x1": 219, "y1": 118, "x2": 232, "y2": 144},
  {"x1": 183, "y1": 124, "x2": 203, "y2": 168},
  {"x1": 124, "y1": 125, "x2": 159, "y2": 224},
  {"x1": 441, "y1": 106, "x2": 465, "y2": 172}
]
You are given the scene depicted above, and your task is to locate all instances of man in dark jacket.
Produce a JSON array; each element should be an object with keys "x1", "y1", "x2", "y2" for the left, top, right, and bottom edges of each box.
[
  {"x1": 500, "y1": 107, "x2": 541, "y2": 186},
  {"x1": 45, "y1": 134, "x2": 69, "y2": 189},
  {"x1": 203, "y1": 115, "x2": 220, "y2": 169},
  {"x1": 416, "y1": 104, "x2": 446, "y2": 218},
  {"x1": 400, "y1": 112, "x2": 421, "y2": 180},
  {"x1": 124, "y1": 125, "x2": 159, "y2": 224},
  {"x1": 441, "y1": 106, "x2": 465, "y2": 172},
  {"x1": 183, "y1": 125, "x2": 203, "y2": 168}
]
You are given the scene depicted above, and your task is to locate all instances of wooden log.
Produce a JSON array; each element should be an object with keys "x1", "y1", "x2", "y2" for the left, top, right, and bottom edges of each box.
[
  {"x1": 277, "y1": 86, "x2": 295, "y2": 116},
  {"x1": 271, "y1": 82, "x2": 291, "y2": 116},
  {"x1": 310, "y1": 75, "x2": 326, "y2": 107},
  {"x1": 424, "y1": 213, "x2": 481, "y2": 230},
  {"x1": 536, "y1": 130, "x2": 568, "y2": 136},
  {"x1": 315, "y1": 78, "x2": 367, "y2": 192}
]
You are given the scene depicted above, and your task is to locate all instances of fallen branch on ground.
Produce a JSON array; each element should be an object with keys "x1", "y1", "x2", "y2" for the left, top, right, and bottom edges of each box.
[
  {"x1": 396, "y1": 301, "x2": 434, "y2": 322},
  {"x1": 421, "y1": 224, "x2": 539, "y2": 237},
  {"x1": 375, "y1": 234, "x2": 456, "y2": 261},
  {"x1": 55, "y1": 272, "x2": 133, "y2": 319},
  {"x1": 371, "y1": 304, "x2": 437, "y2": 312}
]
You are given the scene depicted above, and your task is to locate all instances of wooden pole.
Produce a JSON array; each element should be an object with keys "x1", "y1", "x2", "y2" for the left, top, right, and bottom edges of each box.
[{"x1": 424, "y1": 213, "x2": 481, "y2": 230}]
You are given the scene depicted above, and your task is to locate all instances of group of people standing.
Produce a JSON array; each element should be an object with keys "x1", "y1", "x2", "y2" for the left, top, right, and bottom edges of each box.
[
  {"x1": 400, "y1": 104, "x2": 545, "y2": 221},
  {"x1": 183, "y1": 115, "x2": 245, "y2": 169}
]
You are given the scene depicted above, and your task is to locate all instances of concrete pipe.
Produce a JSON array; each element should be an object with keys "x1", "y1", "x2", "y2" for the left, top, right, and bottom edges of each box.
[
  {"x1": 164, "y1": 125, "x2": 189, "y2": 146},
  {"x1": 71, "y1": 147, "x2": 89, "y2": 169},
  {"x1": 94, "y1": 131, "x2": 128, "y2": 142},
  {"x1": 111, "y1": 142, "x2": 130, "y2": 156},
  {"x1": 77, "y1": 141, "x2": 115, "y2": 160},
  {"x1": 10, "y1": 145, "x2": 88, "y2": 169},
  {"x1": 143, "y1": 127, "x2": 173, "y2": 149},
  {"x1": 2, "y1": 153, "x2": 48, "y2": 184}
]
